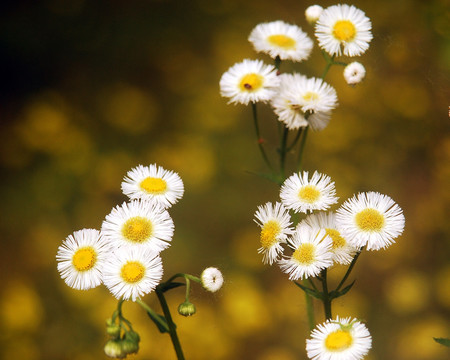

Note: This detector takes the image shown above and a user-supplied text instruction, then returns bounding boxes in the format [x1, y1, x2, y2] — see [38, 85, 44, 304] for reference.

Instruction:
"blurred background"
[0, 0, 449, 359]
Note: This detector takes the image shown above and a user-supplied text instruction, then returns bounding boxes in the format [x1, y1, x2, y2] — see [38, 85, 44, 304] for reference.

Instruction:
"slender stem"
[279, 127, 289, 180]
[286, 127, 303, 152]
[308, 277, 319, 293]
[320, 269, 332, 320]
[335, 248, 363, 293]
[252, 103, 273, 171]
[156, 288, 185, 360]
[303, 279, 315, 330]
[296, 126, 309, 172]
[184, 277, 191, 302]
[274, 55, 281, 72]
[135, 298, 169, 333]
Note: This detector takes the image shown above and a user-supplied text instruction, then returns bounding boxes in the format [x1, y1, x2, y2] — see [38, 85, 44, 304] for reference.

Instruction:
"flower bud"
[305, 5, 323, 24]
[106, 323, 121, 339]
[121, 339, 139, 355]
[178, 301, 196, 317]
[104, 339, 126, 359]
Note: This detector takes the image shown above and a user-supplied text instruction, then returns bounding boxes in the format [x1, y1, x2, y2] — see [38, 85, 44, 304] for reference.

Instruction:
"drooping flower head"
[248, 20, 313, 62]
[219, 59, 280, 105]
[306, 316, 372, 360]
[344, 61, 366, 85]
[279, 226, 333, 280]
[254, 202, 293, 265]
[56, 229, 111, 290]
[201, 267, 224, 292]
[103, 247, 163, 301]
[271, 73, 337, 131]
[101, 200, 174, 254]
[336, 192, 405, 250]
[280, 171, 338, 213]
[300, 212, 358, 265]
[121, 164, 184, 208]
[315, 4, 373, 57]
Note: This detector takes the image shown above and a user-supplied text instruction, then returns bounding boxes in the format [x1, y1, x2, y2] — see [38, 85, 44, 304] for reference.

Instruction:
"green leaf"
[158, 281, 185, 293]
[294, 281, 323, 300]
[146, 311, 170, 333]
[330, 280, 356, 300]
[434, 338, 450, 347]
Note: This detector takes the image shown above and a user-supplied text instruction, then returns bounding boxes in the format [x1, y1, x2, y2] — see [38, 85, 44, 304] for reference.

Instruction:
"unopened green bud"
[104, 339, 126, 359]
[106, 324, 121, 338]
[178, 301, 196, 317]
[121, 339, 139, 355]
[124, 329, 140, 343]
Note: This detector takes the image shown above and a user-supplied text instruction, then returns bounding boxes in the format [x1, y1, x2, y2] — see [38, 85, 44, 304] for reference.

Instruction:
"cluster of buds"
[104, 318, 140, 359]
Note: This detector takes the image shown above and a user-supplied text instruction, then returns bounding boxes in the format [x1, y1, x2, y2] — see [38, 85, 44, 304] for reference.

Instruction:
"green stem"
[296, 126, 309, 172]
[303, 279, 315, 330]
[286, 127, 303, 152]
[252, 103, 273, 171]
[135, 298, 169, 333]
[156, 287, 185, 360]
[274, 55, 281, 72]
[335, 248, 363, 293]
[321, 269, 332, 320]
[279, 127, 289, 180]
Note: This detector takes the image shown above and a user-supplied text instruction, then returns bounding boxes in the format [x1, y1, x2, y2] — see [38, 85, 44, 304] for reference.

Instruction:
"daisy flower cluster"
[219, 4, 372, 137]
[56, 164, 224, 358]
[254, 170, 405, 279]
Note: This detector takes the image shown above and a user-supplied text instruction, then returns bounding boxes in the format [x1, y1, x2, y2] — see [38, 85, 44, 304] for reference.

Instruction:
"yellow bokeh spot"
[121, 261, 145, 283]
[325, 330, 353, 351]
[267, 34, 296, 49]
[355, 208, 385, 232]
[292, 243, 315, 265]
[122, 216, 153, 243]
[72, 247, 97, 271]
[239, 73, 264, 92]
[326, 228, 346, 249]
[260, 220, 281, 249]
[140, 177, 167, 194]
[298, 185, 321, 203]
[302, 91, 319, 102]
[333, 20, 356, 42]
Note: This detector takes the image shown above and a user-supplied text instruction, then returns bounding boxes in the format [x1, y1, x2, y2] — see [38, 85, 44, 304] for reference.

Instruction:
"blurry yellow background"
[0, 0, 449, 359]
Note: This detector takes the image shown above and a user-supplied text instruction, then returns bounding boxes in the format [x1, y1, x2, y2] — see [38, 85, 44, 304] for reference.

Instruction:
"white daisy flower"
[305, 5, 323, 24]
[56, 229, 111, 290]
[121, 164, 184, 208]
[279, 226, 333, 280]
[280, 171, 338, 213]
[101, 200, 174, 253]
[219, 59, 280, 105]
[271, 73, 337, 131]
[103, 247, 163, 301]
[315, 4, 373, 57]
[248, 20, 313, 62]
[306, 316, 372, 360]
[344, 62, 366, 85]
[201, 267, 224, 292]
[254, 202, 294, 265]
[300, 212, 358, 265]
[335, 192, 405, 250]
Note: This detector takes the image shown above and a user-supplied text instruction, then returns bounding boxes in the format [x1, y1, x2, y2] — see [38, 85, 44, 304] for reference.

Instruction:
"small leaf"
[146, 311, 170, 333]
[330, 280, 356, 300]
[294, 281, 323, 300]
[434, 338, 450, 347]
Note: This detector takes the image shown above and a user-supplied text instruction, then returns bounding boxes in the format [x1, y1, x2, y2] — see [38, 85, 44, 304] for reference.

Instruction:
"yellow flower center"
[302, 91, 319, 102]
[140, 177, 167, 194]
[325, 330, 354, 351]
[120, 261, 145, 283]
[355, 208, 385, 232]
[292, 243, 315, 265]
[298, 185, 321, 203]
[326, 228, 346, 249]
[260, 220, 281, 249]
[267, 34, 296, 49]
[239, 73, 264, 92]
[72, 247, 97, 271]
[122, 216, 153, 243]
[333, 20, 356, 42]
